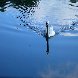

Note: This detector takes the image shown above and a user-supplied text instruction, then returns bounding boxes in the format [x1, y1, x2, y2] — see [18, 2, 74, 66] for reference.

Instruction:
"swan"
[46, 21, 55, 37]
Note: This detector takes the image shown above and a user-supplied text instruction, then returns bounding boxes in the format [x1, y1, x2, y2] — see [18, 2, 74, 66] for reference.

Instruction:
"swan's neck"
[46, 22, 49, 37]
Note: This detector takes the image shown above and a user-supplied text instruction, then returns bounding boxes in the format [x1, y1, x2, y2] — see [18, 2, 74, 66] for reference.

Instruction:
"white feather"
[46, 21, 55, 37]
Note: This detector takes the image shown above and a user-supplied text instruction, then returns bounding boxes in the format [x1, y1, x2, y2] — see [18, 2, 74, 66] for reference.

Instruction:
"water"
[0, 0, 78, 77]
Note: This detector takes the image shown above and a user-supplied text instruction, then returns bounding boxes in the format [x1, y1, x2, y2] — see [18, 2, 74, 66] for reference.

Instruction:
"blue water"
[0, 0, 78, 78]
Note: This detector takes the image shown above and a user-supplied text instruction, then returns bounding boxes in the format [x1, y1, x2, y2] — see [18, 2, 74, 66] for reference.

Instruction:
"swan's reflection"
[45, 32, 49, 54]
[15, 2, 78, 54]
[45, 21, 55, 54]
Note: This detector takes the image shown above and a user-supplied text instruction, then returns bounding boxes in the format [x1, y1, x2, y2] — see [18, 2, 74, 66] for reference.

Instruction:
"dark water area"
[0, 0, 78, 78]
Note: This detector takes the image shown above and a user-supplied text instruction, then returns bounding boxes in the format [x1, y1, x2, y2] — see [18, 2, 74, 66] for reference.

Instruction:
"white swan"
[46, 21, 55, 37]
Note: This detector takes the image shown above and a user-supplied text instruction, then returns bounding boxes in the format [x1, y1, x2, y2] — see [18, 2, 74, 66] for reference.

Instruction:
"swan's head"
[46, 21, 49, 28]
[46, 21, 49, 25]
[47, 21, 49, 24]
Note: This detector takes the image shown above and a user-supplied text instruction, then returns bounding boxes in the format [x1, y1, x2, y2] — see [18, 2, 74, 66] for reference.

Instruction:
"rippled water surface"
[0, 0, 78, 77]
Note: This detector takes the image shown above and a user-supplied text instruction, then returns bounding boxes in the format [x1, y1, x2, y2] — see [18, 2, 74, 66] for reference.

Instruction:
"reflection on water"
[0, 0, 8, 12]
[40, 62, 78, 78]
[46, 37, 49, 54]
[69, 0, 78, 7]
[0, 0, 78, 77]
[1, 0, 78, 36]
[0, 0, 40, 12]
[70, 0, 77, 3]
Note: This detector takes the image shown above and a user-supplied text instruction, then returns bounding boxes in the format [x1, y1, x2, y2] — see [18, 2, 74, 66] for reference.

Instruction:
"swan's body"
[48, 26, 55, 37]
[46, 21, 55, 37]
